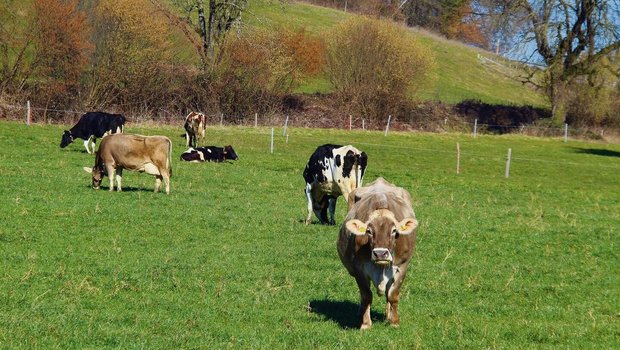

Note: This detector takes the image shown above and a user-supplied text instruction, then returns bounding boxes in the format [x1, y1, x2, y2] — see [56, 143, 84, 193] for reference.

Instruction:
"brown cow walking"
[83, 134, 172, 194]
[337, 177, 418, 329]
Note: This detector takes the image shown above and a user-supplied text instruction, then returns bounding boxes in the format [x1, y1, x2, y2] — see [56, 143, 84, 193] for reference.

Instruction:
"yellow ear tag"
[359, 227, 366, 233]
[400, 225, 407, 231]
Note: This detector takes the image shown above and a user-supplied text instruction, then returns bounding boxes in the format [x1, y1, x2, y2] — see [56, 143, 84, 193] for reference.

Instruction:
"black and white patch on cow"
[60, 111, 126, 153]
[184, 112, 207, 148]
[180, 145, 238, 163]
[303, 144, 368, 225]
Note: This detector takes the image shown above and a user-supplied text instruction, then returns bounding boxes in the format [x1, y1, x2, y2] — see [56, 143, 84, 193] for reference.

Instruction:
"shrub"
[210, 27, 326, 117]
[325, 17, 435, 121]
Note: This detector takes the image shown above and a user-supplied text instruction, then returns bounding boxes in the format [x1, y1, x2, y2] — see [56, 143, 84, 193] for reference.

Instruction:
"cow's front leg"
[305, 184, 314, 224]
[83, 137, 93, 154]
[386, 287, 400, 326]
[107, 166, 116, 192]
[327, 197, 337, 225]
[386, 266, 407, 326]
[115, 168, 123, 192]
[355, 275, 373, 330]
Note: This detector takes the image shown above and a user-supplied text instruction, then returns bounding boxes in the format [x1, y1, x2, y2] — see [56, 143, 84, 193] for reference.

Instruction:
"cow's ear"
[397, 218, 418, 235]
[346, 219, 367, 236]
[83, 167, 93, 174]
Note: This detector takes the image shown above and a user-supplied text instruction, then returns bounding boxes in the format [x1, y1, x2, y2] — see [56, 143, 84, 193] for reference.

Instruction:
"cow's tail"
[167, 138, 173, 177]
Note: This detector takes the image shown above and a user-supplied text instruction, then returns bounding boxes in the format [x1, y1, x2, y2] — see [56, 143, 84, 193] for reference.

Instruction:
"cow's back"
[99, 134, 171, 171]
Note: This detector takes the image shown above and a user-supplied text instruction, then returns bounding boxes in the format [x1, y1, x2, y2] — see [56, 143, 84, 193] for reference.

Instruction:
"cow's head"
[346, 209, 417, 266]
[82, 165, 105, 189]
[224, 145, 238, 161]
[60, 130, 73, 148]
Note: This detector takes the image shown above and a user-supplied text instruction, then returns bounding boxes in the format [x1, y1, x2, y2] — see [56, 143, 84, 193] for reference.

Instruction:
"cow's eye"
[366, 229, 373, 237]
[391, 228, 398, 237]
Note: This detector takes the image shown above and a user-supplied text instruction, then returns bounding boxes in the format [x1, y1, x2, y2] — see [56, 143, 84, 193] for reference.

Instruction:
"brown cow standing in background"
[337, 177, 418, 329]
[83, 134, 172, 194]
[184, 112, 207, 148]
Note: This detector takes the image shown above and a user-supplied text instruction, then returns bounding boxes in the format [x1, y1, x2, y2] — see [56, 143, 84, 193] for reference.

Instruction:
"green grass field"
[1, 120, 618, 348]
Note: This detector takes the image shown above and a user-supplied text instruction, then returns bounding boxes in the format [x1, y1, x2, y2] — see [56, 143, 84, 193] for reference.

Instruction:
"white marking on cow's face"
[207, 149, 212, 153]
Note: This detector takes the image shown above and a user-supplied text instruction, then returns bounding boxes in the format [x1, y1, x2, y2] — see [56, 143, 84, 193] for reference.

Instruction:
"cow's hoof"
[360, 324, 371, 330]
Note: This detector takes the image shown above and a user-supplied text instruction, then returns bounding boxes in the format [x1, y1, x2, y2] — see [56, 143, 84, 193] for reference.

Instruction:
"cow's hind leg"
[115, 169, 123, 192]
[161, 170, 171, 194]
[355, 275, 373, 330]
[154, 176, 162, 193]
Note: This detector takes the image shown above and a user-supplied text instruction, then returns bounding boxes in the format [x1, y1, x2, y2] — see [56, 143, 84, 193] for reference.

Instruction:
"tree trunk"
[197, 0, 209, 61]
[550, 79, 568, 125]
[206, 0, 216, 62]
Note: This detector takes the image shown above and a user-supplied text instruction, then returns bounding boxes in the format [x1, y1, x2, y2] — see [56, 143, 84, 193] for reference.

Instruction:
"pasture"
[0, 120, 618, 348]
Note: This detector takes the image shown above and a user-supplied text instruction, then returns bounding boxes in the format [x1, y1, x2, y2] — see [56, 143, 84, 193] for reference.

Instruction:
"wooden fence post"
[283, 115, 289, 136]
[26, 100, 31, 126]
[473, 119, 478, 138]
[270, 128, 274, 154]
[456, 143, 460, 175]
[255, 113, 258, 128]
[564, 124, 568, 143]
[384, 115, 391, 136]
[505, 148, 512, 178]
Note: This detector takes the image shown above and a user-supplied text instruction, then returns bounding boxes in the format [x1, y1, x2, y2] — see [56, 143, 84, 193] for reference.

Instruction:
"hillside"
[240, 0, 548, 107]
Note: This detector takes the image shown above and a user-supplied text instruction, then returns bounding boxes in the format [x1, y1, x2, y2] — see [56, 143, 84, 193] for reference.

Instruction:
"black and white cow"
[180, 145, 238, 163]
[303, 144, 368, 225]
[60, 112, 126, 153]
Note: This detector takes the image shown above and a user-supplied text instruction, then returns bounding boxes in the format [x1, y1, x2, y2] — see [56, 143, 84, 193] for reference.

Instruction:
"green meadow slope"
[242, 0, 547, 106]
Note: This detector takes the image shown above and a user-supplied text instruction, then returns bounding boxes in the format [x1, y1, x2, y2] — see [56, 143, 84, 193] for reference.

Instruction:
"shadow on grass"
[84, 185, 154, 193]
[573, 147, 620, 158]
[309, 299, 383, 329]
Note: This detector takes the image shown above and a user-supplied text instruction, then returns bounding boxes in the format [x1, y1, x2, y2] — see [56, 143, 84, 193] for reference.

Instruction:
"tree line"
[1, 0, 619, 128]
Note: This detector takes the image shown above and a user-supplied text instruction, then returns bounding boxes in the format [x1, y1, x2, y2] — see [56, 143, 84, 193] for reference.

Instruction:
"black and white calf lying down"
[60, 111, 126, 153]
[180, 145, 238, 162]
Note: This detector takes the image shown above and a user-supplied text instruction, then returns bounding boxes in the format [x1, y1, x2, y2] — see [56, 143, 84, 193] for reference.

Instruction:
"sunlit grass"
[1, 120, 619, 347]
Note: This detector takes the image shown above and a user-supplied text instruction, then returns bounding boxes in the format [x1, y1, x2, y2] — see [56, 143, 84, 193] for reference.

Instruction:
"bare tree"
[151, 0, 247, 67]
[491, 0, 620, 123]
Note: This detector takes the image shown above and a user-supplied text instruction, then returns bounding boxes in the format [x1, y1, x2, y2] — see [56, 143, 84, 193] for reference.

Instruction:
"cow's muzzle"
[372, 248, 392, 266]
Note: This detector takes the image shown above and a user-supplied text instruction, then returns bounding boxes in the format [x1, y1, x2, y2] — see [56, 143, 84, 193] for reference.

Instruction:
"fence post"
[505, 148, 512, 178]
[456, 143, 460, 175]
[270, 128, 274, 154]
[26, 100, 31, 126]
[349, 114, 352, 131]
[384, 115, 391, 136]
[564, 123, 568, 143]
[362, 119, 365, 130]
[473, 119, 478, 138]
[255, 113, 258, 128]
[282, 115, 289, 136]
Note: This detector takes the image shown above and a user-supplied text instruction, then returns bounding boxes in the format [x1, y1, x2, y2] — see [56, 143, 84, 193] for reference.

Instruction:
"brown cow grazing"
[184, 112, 207, 148]
[337, 177, 418, 329]
[83, 134, 172, 194]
